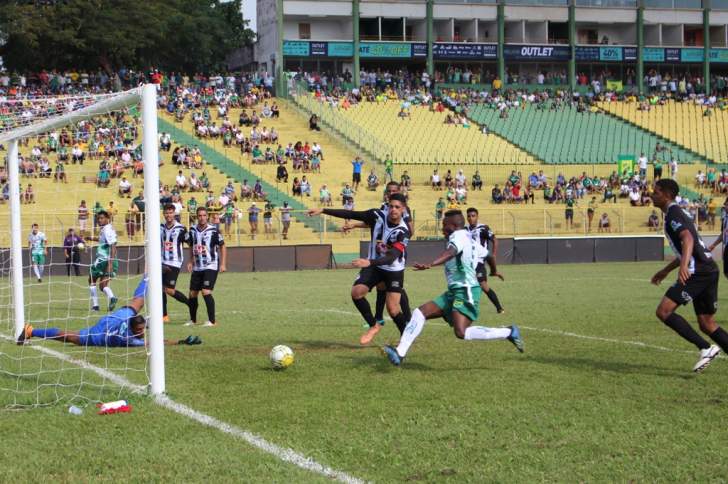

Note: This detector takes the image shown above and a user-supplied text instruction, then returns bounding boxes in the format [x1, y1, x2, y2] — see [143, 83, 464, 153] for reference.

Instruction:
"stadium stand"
[597, 100, 728, 164]
[467, 103, 703, 165]
[293, 92, 536, 166]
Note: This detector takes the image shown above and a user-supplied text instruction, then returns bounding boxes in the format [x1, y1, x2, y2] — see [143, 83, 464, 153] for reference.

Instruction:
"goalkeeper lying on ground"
[17, 276, 201, 347]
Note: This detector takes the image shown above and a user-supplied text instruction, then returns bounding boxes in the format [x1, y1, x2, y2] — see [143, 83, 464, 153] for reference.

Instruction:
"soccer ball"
[269, 345, 294, 370]
[76, 243, 85, 251]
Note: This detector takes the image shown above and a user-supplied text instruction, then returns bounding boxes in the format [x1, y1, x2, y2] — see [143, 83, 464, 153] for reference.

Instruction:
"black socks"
[353, 297, 376, 327]
[663, 313, 711, 350]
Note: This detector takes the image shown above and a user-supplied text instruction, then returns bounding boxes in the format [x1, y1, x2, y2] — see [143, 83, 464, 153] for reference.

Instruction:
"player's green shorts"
[433, 286, 481, 325]
[90, 260, 118, 279]
[31, 253, 45, 266]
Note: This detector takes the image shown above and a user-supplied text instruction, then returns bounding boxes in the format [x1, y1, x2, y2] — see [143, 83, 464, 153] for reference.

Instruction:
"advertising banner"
[283, 41, 310, 57]
[327, 42, 354, 57]
[360, 42, 412, 58]
[504, 45, 571, 61]
[643, 47, 665, 62]
[599, 46, 623, 61]
[433, 43, 497, 59]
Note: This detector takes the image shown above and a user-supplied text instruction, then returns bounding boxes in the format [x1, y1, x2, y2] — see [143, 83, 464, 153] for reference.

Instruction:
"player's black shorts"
[476, 262, 487, 283]
[190, 269, 219, 291]
[723, 247, 728, 278]
[565, 209, 574, 220]
[353, 266, 404, 293]
[162, 265, 181, 289]
[352, 172, 361, 183]
[665, 271, 719, 316]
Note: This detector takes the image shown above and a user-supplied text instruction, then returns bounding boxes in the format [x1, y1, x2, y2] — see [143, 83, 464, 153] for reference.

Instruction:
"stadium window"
[299, 23, 311, 40]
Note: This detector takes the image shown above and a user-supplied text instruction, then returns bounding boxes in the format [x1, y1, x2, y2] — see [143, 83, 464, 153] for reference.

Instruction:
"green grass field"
[3, 262, 728, 482]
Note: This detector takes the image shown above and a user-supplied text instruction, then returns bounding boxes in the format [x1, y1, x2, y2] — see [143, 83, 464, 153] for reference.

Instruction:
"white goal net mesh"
[0, 87, 162, 408]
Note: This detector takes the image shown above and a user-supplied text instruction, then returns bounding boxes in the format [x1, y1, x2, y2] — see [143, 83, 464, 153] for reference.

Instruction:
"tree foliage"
[0, 0, 255, 73]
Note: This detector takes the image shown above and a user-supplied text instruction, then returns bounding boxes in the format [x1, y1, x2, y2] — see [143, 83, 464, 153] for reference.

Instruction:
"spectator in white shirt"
[118, 177, 132, 198]
[175, 170, 188, 190]
[637, 153, 648, 177]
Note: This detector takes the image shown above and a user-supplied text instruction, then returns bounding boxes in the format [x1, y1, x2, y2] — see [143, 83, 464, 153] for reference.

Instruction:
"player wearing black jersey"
[466, 208, 505, 313]
[161, 205, 190, 323]
[344, 181, 414, 330]
[308, 193, 411, 345]
[707, 197, 728, 279]
[186, 207, 227, 327]
[651, 179, 728, 373]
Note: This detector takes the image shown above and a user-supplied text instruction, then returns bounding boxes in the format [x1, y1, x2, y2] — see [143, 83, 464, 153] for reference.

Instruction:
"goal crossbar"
[0, 88, 142, 143]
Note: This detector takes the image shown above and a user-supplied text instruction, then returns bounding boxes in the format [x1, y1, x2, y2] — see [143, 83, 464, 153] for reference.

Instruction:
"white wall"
[661, 24, 683, 46]
[644, 24, 662, 45]
[478, 20, 498, 42]
[505, 20, 525, 43]
[599, 24, 637, 44]
[256, 0, 278, 70]
[710, 25, 727, 47]
[505, 6, 568, 22]
[288, 18, 351, 40]
[644, 9, 702, 24]
[411, 19, 428, 42]
[525, 21, 548, 43]
[433, 4, 497, 20]
[434, 19, 453, 42]
[361, 1, 425, 17]
[284, 0, 351, 16]
[575, 8, 635, 23]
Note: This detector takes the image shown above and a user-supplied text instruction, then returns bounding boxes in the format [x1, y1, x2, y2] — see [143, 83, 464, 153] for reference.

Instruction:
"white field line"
[0, 333, 366, 484]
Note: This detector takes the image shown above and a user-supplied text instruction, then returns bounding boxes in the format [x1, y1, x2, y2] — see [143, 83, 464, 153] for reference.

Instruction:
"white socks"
[396, 308, 426, 358]
[103, 286, 115, 300]
[464, 326, 511, 341]
[33, 265, 42, 279]
[89, 286, 98, 307]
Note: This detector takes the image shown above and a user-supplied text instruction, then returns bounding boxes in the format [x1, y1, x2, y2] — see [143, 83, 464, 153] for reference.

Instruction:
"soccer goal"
[0, 85, 165, 408]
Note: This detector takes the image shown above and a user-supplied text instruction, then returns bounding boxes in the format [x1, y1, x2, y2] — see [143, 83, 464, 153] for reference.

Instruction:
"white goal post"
[1, 84, 165, 397]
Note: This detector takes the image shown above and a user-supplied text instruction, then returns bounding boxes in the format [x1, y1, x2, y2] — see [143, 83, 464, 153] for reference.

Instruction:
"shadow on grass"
[288, 340, 367, 351]
[527, 354, 691, 379]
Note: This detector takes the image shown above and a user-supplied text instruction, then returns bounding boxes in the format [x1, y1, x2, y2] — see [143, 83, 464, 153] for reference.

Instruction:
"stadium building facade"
[255, 0, 728, 93]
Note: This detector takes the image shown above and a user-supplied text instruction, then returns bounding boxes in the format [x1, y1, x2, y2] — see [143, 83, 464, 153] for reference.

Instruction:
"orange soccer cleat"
[359, 323, 382, 345]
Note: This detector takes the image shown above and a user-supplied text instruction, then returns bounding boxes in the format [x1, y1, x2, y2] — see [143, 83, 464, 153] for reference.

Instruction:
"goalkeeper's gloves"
[178, 335, 202, 345]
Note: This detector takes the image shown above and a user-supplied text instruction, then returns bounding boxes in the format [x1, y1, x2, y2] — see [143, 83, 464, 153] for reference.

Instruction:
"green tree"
[0, 0, 254, 73]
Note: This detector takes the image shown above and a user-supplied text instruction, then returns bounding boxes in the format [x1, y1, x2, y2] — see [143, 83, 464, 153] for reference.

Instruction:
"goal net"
[0, 85, 165, 408]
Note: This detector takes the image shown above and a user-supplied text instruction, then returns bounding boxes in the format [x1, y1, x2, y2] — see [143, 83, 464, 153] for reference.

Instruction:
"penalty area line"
[0, 333, 366, 484]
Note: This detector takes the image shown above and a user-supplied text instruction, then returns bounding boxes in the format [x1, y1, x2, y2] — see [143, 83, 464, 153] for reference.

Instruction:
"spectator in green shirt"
[384, 155, 394, 182]
[435, 197, 445, 225]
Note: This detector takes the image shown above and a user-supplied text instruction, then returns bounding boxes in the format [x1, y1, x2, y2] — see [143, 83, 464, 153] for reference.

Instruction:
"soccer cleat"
[497, 308, 506, 314]
[16, 324, 33, 345]
[359, 323, 382, 345]
[382, 345, 403, 366]
[693, 345, 720, 373]
[108, 297, 118, 312]
[163, 315, 170, 323]
[37, 278, 42, 283]
[202, 321, 216, 327]
[507, 325, 524, 353]
[184, 321, 197, 327]
[92, 306, 100, 312]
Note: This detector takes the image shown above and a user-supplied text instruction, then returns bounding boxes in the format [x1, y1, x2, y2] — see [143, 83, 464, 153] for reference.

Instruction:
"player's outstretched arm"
[413, 246, 458, 270]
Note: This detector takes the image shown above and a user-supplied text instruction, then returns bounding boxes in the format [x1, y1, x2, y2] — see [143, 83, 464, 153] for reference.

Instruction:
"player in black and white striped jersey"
[308, 193, 411, 345]
[466, 208, 505, 314]
[161, 204, 190, 323]
[185, 206, 227, 327]
[345, 181, 414, 329]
